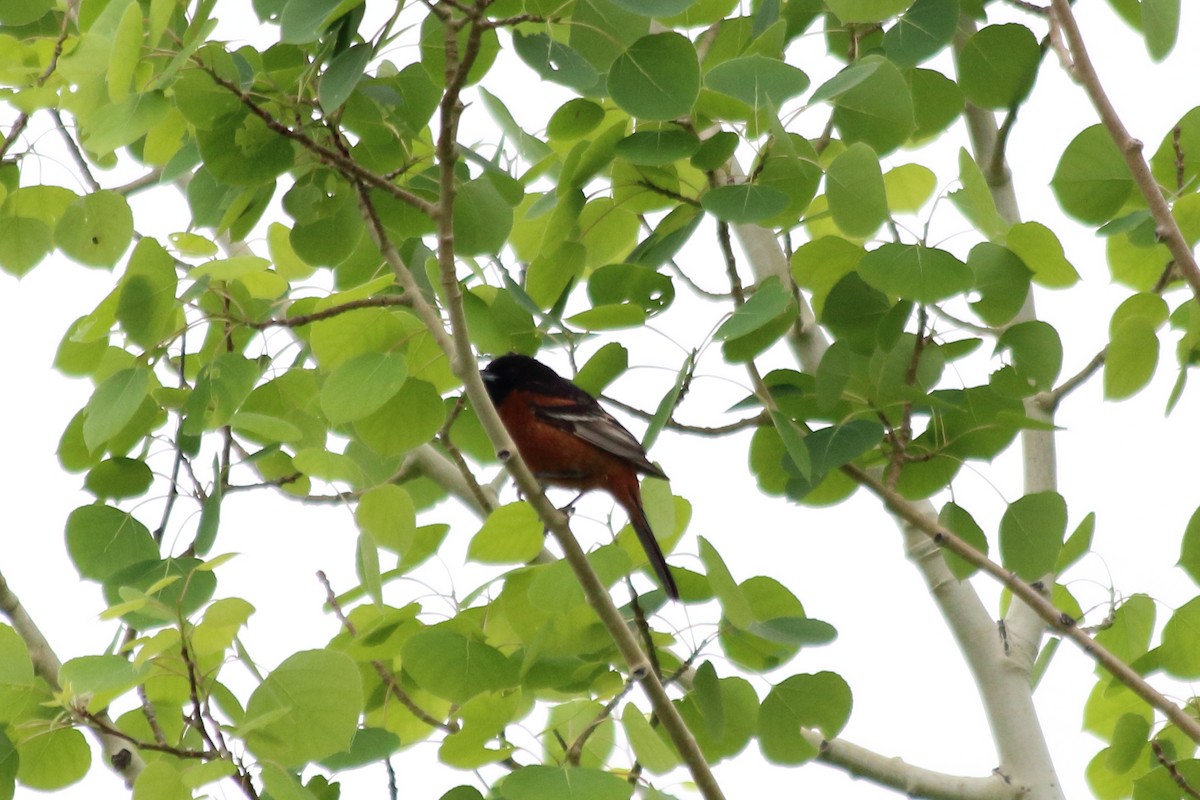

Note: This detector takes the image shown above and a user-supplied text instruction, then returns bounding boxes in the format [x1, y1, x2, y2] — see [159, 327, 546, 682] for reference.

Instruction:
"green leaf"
[825, 142, 888, 237]
[183, 353, 264, 435]
[883, 0, 958, 67]
[1142, 0, 1180, 60]
[280, 0, 356, 43]
[609, 0, 695, 15]
[805, 420, 883, 473]
[614, 129, 700, 166]
[102, 557, 217, 629]
[705, 55, 810, 110]
[107, 2, 143, 102]
[698, 537, 754, 629]
[949, 148, 1006, 240]
[825, 56, 914, 154]
[193, 471, 222, 556]
[1107, 713, 1150, 773]
[702, 183, 790, 223]
[319, 43, 373, 111]
[938, 502, 988, 579]
[0, 215, 53, 277]
[547, 99, 606, 140]
[354, 378, 446, 456]
[1161, 596, 1200, 678]
[644, 352, 692, 450]
[84, 457, 153, 500]
[117, 237, 179, 350]
[621, 706, 679, 774]
[320, 350, 408, 425]
[884, 163, 936, 212]
[401, 627, 518, 704]
[858, 243, 972, 303]
[453, 177, 516, 257]
[956, 24, 1040, 109]
[55, 191, 134, 269]
[567, 304, 646, 330]
[691, 130, 740, 171]
[198, 110, 295, 188]
[769, 409, 812, 481]
[132, 761, 189, 800]
[996, 320, 1062, 394]
[1095, 594, 1154, 667]
[1104, 318, 1159, 400]
[355, 485, 417, 554]
[229, 412, 304, 444]
[825, 0, 913, 22]
[0, 626, 35, 723]
[511, 31, 600, 94]
[82, 367, 152, 452]
[587, 263, 673, 313]
[1179, 506, 1200, 586]
[1052, 125, 1134, 225]
[320, 727, 402, 771]
[292, 448, 366, 485]
[759, 672, 852, 764]
[59, 655, 145, 713]
[16, 727, 90, 790]
[243, 649, 363, 766]
[907, 67, 964, 141]
[1006, 221, 1080, 288]
[676, 673, 758, 761]
[569, 0, 650, 75]
[469, 502, 544, 564]
[1058, 511, 1095, 572]
[967, 242, 1030, 325]
[790, 236, 865, 315]
[0, 0, 53, 25]
[500, 766, 632, 800]
[574, 343, 629, 396]
[607, 33, 700, 121]
[998, 491, 1067, 581]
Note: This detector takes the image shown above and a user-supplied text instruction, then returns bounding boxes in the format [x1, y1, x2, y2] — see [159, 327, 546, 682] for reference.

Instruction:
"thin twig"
[843, 462, 1200, 745]
[0, 10, 71, 159]
[1152, 739, 1200, 799]
[1050, 0, 1200, 301]
[425, 3, 727, 797]
[1042, 349, 1105, 410]
[200, 66, 438, 218]
[603, 396, 767, 436]
[565, 678, 637, 766]
[75, 710, 217, 760]
[236, 295, 412, 330]
[317, 571, 457, 733]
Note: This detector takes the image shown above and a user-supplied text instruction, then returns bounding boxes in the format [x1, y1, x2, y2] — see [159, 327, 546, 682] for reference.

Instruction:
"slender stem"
[1050, 0, 1200, 299]
[845, 463, 1200, 744]
[425, 3, 725, 797]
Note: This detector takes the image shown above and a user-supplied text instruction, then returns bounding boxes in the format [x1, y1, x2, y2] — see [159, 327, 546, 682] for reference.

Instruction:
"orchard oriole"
[481, 354, 679, 600]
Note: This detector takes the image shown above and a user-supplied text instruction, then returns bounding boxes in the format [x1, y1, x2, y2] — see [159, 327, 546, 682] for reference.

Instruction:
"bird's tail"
[620, 486, 679, 601]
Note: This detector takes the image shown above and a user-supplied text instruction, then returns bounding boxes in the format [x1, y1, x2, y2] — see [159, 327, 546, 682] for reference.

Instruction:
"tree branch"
[844, 462, 1200, 745]
[424, 4, 726, 798]
[1049, 0, 1200, 301]
[0, 570, 146, 784]
[812, 732, 1022, 800]
[200, 66, 438, 219]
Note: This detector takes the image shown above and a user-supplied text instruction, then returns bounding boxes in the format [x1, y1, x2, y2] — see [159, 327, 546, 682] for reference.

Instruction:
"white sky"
[3, 2, 1200, 799]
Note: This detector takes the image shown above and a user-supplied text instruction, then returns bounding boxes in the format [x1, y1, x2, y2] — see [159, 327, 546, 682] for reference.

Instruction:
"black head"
[481, 354, 574, 404]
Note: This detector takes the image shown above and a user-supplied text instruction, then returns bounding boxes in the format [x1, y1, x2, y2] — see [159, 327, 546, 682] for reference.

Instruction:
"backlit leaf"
[999, 491, 1067, 581]
[608, 33, 700, 121]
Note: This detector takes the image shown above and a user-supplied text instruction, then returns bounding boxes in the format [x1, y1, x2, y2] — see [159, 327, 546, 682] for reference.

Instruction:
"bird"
[480, 353, 679, 600]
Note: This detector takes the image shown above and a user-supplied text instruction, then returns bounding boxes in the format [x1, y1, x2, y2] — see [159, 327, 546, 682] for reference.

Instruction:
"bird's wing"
[532, 400, 668, 479]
